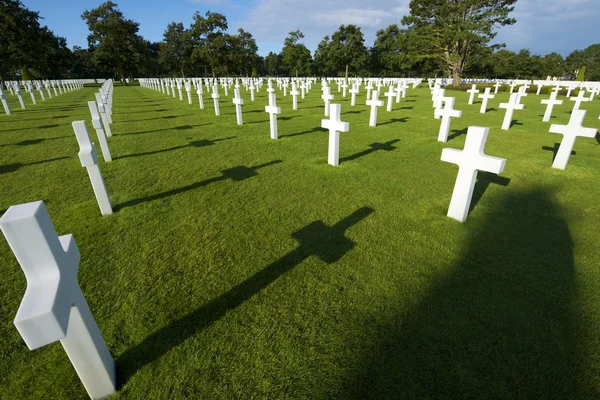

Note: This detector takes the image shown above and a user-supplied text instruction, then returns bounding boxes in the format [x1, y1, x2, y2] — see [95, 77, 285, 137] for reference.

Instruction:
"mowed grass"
[1, 80, 600, 399]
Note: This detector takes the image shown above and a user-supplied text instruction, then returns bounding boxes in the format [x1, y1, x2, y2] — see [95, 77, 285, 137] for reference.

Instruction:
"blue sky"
[22, 0, 600, 57]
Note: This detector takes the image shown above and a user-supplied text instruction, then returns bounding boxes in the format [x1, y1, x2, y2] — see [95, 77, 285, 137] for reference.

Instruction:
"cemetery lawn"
[2, 83, 600, 400]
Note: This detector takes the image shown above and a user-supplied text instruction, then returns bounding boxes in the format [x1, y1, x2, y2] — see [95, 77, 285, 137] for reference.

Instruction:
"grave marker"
[549, 110, 597, 170]
[435, 97, 462, 142]
[366, 90, 384, 127]
[499, 93, 524, 130]
[322, 104, 349, 166]
[265, 93, 281, 140]
[87, 102, 112, 163]
[478, 87, 495, 113]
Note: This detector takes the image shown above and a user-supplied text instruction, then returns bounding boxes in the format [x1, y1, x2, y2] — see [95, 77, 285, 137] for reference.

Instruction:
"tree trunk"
[452, 67, 461, 86]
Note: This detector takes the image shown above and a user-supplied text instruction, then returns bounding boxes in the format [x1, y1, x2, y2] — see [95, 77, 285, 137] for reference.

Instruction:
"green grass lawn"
[1, 81, 600, 399]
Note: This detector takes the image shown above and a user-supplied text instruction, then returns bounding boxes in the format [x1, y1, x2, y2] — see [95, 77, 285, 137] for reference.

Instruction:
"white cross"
[171, 80, 176, 98]
[185, 81, 193, 104]
[441, 126, 507, 223]
[349, 84, 359, 106]
[494, 82, 502, 94]
[72, 121, 112, 215]
[366, 81, 374, 102]
[87, 102, 112, 162]
[341, 81, 348, 97]
[321, 86, 334, 117]
[366, 90, 384, 127]
[509, 83, 516, 93]
[433, 88, 446, 118]
[0, 90, 11, 115]
[549, 110, 597, 170]
[478, 88, 495, 114]
[541, 91, 563, 122]
[265, 92, 281, 140]
[15, 86, 26, 109]
[566, 86, 575, 97]
[569, 89, 590, 111]
[499, 93, 524, 130]
[249, 82, 255, 101]
[435, 97, 462, 142]
[300, 82, 306, 99]
[196, 85, 204, 109]
[536, 84, 543, 95]
[322, 103, 350, 166]
[1, 201, 116, 400]
[267, 80, 274, 94]
[232, 86, 244, 125]
[384, 86, 396, 112]
[467, 84, 479, 105]
[290, 83, 299, 110]
[211, 85, 220, 116]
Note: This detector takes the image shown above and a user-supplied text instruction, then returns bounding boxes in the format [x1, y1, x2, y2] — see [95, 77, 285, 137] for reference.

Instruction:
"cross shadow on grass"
[448, 128, 468, 141]
[595, 133, 600, 145]
[542, 143, 575, 163]
[469, 171, 511, 213]
[379, 117, 409, 126]
[118, 114, 193, 123]
[347, 189, 583, 399]
[340, 140, 400, 163]
[0, 156, 69, 174]
[510, 119, 523, 128]
[280, 127, 326, 138]
[538, 114, 557, 120]
[399, 106, 414, 110]
[343, 110, 364, 115]
[116, 206, 375, 386]
[115, 160, 283, 211]
[120, 124, 210, 136]
[0, 124, 60, 133]
[115, 137, 235, 160]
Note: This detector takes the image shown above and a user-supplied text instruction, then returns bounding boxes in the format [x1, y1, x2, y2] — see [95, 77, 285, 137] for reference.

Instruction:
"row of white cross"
[0, 79, 85, 116]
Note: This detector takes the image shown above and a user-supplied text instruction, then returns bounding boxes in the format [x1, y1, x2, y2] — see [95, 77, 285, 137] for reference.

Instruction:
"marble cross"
[366, 90, 384, 127]
[478, 87, 495, 114]
[541, 91, 563, 122]
[384, 86, 396, 112]
[494, 82, 502, 94]
[232, 86, 244, 125]
[265, 92, 281, 140]
[499, 93, 524, 130]
[322, 104, 350, 166]
[441, 126, 506, 223]
[196, 85, 204, 109]
[349, 84, 359, 107]
[249, 82, 256, 101]
[467, 84, 480, 105]
[0, 89, 11, 115]
[15, 86, 26, 109]
[0, 201, 116, 400]
[435, 97, 462, 142]
[94, 93, 112, 138]
[569, 90, 590, 111]
[87, 102, 112, 163]
[211, 85, 220, 116]
[72, 121, 112, 215]
[321, 86, 334, 117]
[185, 81, 193, 105]
[549, 110, 597, 170]
[341, 81, 348, 97]
[290, 83, 299, 110]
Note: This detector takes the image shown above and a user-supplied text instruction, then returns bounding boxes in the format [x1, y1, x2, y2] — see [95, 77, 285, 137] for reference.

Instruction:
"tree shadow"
[0, 156, 69, 175]
[115, 160, 283, 211]
[510, 119, 523, 128]
[469, 171, 511, 213]
[448, 128, 468, 141]
[347, 189, 584, 399]
[120, 124, 210, 136]
[542, 143, 575, 163]
[378, 117, 409, 126]
[280, 127, 326, 138]
[115, 137, 235, 160]
[116, 206, 375, 386]
[340, 140, 400, 163]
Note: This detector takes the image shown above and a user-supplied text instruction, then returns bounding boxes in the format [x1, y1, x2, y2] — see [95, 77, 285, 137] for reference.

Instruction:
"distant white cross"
[366, 90, 384, 127]
[441, 126, 507, 223]
[467, 84, 480, 105]
[211, 85, 220, 116]
[499, 93, 524, 130]
[321, 86, 334, 117]
[196, 85, 204, 109]
[549, 110, 597, 170]
[516, 86, 528, 104]
[0, 89, 11, 115]
[384, 86, 396, 112]
[232, 86, 244, 125]
[433, 88, 446, 118]
[435, 97, 462, 142]
[541, 91, 563, 122]
[349, 84, 359, 106]
[478, 88, 495, 114]
[249, 82, 255, 101]
[0, 201, 116, 400]
[265, 92, 281, 140]
[87, 101, 112, 163]
[569, 89, 590, 111]
[322, 103, 350, 166]
[509, 83, 516, 93]
[494, 82, 502, 94]
[290, 83, 299, 110]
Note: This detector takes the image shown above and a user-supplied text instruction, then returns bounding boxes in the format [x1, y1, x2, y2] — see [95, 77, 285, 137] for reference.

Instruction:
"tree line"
[1, 0, 599, 83]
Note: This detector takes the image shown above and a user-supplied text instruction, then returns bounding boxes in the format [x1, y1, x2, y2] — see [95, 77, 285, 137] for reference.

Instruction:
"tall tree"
[265, 51, 282, 76]
[229, 28, 259, 76]
[541, 52, 565, 79]
[189, 11, 230, 77]
[82, 1, 143, 83]
[372, 24, 417, 76]
[566, 44, 600, 81]
[280, 30, 312, 76]
[328, 25, 369, 76]
[402, 0, 517, 84]
[159, 22, 192, 77]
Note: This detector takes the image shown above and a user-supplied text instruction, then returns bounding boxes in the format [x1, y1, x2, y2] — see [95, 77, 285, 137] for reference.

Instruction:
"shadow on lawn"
[347, 189, 584, 399]
[115, 137, 235, 160]
[280, 126, 325, 138]
[116, 206, 375, 386]
[469, 171, 511, 214]
[0, 156, 69, 174]
[510, 119, 523, 128]
[0, 124, 60, 133]
[448, 128, 468, 141]
[595, 133, 600, 146]
[120, 124, 210, 136]
[340, 140, 400, 163]
[379, 117, 409, 126]
[542, 143, 576, 163]
[115, 160, 283, 211]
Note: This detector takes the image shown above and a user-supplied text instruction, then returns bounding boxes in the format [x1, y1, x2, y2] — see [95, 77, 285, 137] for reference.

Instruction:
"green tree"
[314, 35, 334, 76]
[566, 44, 600, 81]
[280, 30, 312, 76]
[159, 22, 192, 77]
[265, 51, 282, 76]
[402, 0, 517, 84]
[542, 52, 565, 79]
[82, 1, 143, 83]
[229, 28, 259, 76]
[189, 11, 230, 77]
[327, 25, 369, 76]
[372, 24, 421, 76]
